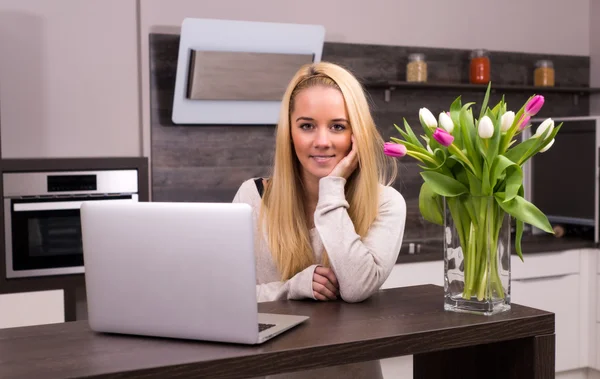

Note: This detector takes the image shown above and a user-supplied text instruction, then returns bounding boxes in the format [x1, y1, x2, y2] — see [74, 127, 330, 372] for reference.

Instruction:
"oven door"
[5, 195, 138, 278]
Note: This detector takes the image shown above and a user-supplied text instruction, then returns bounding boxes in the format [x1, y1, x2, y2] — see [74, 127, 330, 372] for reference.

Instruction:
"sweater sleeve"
[255, 264, 319, 303]
[232, 179, 318, 303]
[314, 176, 406, 303]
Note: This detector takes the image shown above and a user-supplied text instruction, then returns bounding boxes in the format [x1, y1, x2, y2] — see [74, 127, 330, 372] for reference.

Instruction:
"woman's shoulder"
[378, 183, 406, 212]
[232, 177, 269, 204]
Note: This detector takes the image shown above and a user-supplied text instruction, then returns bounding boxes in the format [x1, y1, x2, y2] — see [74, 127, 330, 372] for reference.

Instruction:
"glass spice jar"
[534, 60, 555, 87]
[470, 49, 490, 84]
[406, 53, 428, 83]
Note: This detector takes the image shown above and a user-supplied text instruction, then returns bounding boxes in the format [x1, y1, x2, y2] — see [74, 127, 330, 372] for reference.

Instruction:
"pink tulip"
[384, 142, 407, 157]
[525, 95, 544, 116]
[432, 128, 454, 147]
[518, 115, 531, 130]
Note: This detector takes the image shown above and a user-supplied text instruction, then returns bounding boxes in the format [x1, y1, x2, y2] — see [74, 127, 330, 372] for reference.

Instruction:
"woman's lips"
[310, 155, 335, 164]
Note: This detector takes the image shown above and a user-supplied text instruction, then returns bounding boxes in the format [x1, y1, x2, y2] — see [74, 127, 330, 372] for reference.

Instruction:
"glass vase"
[443, 195, 511, 315]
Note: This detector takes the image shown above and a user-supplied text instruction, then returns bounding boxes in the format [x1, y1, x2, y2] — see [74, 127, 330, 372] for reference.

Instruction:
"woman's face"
[290, 86, 353, 183]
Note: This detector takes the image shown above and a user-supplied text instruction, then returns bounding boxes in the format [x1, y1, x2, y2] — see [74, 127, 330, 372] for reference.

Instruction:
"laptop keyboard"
[258, 323, 276, 332]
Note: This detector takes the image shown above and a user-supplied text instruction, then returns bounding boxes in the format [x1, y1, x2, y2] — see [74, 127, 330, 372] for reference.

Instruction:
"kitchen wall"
[0, 0, 593, 158]
[149, 34, 590, 246]
[138, 0, 593, 158]
[0, 0, 140, 158]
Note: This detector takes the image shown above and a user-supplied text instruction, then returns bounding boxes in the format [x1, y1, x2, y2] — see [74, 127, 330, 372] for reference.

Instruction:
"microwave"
[3, 170, 139, 278]
[524, 116, 599, 243]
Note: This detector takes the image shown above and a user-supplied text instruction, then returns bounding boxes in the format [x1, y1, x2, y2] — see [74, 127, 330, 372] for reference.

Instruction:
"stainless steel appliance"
[3, 170, 139, 278]
[526, 116, 599, 243]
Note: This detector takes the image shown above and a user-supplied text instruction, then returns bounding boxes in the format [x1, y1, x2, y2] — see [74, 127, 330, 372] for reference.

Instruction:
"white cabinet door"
[0, 290, 64, 329]
[511, 274, 580, 372]
[381, 261, 444, 289]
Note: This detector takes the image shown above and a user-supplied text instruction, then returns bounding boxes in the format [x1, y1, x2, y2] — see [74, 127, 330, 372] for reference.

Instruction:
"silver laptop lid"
[81, 201, 259, 344]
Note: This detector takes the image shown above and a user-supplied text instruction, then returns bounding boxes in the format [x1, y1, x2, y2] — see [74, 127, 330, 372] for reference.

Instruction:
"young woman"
[233, 61, 406, 304]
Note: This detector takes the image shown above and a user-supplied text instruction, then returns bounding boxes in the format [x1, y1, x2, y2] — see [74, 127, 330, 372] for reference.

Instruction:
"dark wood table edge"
[62, 311, 554, 379]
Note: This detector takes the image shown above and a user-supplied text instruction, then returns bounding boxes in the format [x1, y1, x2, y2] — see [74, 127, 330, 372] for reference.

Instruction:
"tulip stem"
[450, 196, 507, 305]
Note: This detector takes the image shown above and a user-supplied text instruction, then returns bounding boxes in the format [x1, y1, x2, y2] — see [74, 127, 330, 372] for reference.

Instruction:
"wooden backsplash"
[149, 33, 590, 244]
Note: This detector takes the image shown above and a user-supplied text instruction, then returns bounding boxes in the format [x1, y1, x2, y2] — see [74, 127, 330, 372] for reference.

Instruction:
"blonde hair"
[260, 61, 397, 280]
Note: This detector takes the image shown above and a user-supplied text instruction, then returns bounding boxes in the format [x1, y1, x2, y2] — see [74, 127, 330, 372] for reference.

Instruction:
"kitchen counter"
[396, 234, 597, 264]
[0, 285, 555, 379]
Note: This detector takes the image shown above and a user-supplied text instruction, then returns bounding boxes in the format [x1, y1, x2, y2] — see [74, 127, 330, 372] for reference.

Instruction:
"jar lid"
[535, 60, 554, 68]
[408, 53, 426, 61]
[470, 49, 489, 58]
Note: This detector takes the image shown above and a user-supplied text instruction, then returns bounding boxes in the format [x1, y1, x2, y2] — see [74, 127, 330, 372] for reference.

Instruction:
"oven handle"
[13, 198, 135, 212]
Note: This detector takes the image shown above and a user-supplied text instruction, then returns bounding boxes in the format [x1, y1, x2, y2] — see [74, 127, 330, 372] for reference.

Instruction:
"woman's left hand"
[328, 136, 358, 179]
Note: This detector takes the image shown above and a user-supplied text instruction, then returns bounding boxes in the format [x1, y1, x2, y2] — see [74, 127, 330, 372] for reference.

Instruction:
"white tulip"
[427, 144, 434, 154]
[439, 112, 454, 133]
[533, 118, 554, 139]
[419, 108, 438, 129]
[478, 116, 494, 139]
[500, 111, 515, 133]
[540, 138, 555, 152]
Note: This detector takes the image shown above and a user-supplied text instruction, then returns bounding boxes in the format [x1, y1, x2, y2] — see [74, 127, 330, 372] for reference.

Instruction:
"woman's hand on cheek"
[328, 135, 358, 179]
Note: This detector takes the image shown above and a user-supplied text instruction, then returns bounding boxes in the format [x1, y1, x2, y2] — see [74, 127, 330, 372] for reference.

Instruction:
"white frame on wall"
[172, 18, 325, 125]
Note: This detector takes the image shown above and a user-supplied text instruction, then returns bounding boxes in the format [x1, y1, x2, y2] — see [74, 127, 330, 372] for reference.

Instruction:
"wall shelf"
[364, 81, 600, 104]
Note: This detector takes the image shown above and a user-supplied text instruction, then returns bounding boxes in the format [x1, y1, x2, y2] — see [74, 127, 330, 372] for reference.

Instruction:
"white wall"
[0, 0, 592, 159]
[139, 0, 591, 156]
[0, 0, 141, 158]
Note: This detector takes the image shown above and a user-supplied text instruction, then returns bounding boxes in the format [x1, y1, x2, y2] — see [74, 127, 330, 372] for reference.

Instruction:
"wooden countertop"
[397, 234, 597, 264]
[0, 285, 554, 379]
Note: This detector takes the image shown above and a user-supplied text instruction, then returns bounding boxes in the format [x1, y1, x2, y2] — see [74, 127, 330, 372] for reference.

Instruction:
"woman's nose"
[313, 128, 332, 148]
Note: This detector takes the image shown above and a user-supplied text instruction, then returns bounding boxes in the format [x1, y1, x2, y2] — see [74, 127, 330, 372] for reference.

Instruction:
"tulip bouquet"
[384, 85, 560, 312]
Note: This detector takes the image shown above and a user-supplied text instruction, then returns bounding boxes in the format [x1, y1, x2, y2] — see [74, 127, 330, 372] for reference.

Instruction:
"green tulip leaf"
[478, 82, 492, 121]
[460, 104, 481, 174]
[421, 171, 469, 197]
[504, 169, 523, 202]
[450, 96, 462, 127]
[489, 96, 504, 119]
[485, 109, 501, 166]
[491, 155, 514, 185]
[481, 160, 491, 195]
[494, 193, 554, 234]
[490, 155, 522, 201]
[393, 124, 413, 144]
[504, 137, 538, 165]
[449, 97, 464, 149]
[515, 219, 524, 262]
[419, 182, 444, 226]
[401, 119, 424, 148]
[465, 169, 482, 196]
[452, 163, 470, 189]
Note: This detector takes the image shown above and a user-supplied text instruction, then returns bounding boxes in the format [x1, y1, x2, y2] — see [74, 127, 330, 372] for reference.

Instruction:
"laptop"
[80, 201, 309, 345]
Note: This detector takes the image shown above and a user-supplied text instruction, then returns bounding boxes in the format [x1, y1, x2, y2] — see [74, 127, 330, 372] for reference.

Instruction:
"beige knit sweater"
[232, 176, 407, 303]
[232, 176, 406, 379]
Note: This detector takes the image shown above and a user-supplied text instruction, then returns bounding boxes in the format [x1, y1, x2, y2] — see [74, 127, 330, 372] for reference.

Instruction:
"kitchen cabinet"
[0, 290, 64, 329]
[512, 273, 580, 372]
[380, 248, 588, 378]
[380, 260, 442, 379]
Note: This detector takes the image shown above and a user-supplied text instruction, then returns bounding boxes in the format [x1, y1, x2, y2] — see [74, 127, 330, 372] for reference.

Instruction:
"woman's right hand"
[312, 267, 339, 301]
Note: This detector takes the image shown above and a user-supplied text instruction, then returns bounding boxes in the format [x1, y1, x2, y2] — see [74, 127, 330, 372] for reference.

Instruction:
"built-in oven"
[3, 170, 139, 278]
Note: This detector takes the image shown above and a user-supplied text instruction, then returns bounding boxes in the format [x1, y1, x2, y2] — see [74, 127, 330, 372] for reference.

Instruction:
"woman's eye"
[300, 123, 313, 130]
[332, 124, 346, 131]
